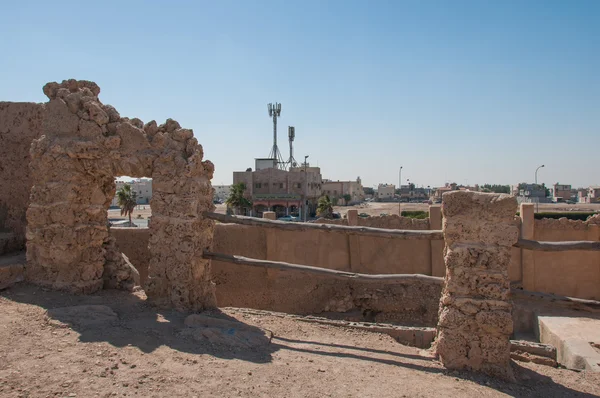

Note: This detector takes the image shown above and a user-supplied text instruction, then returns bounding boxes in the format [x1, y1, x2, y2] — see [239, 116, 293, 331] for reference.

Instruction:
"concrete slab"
[537, 313, 600, 372]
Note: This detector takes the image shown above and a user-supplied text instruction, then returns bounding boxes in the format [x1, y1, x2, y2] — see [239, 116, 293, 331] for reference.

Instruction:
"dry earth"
[1, 284, 600, 398]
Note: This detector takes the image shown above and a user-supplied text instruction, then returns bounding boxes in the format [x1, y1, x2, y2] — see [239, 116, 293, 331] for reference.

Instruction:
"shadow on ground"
[2, 283, 276, 364]
[273, 334, 598, 397]
[2, 283, 598, 397]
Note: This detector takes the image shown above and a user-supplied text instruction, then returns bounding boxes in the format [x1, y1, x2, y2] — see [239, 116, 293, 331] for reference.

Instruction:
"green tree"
[226, 183, 252, 215]
[343, 194, 352, 205]
[482, 184, 510, 194]
[317, 195, 334, 218]
[117, 184, 138, 226]
[363, 187, 374, 196]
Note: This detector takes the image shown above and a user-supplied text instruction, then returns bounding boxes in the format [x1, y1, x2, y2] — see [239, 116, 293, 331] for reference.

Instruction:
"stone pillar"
[434, 191, 519, 380]
[520, 203, 535, 291]
[429, 205, 445, 277]
[347, 209, 358, 226]
[146, 150, 216, 312]
[26, 80, 112, 294]
[263, 211, 276, 220]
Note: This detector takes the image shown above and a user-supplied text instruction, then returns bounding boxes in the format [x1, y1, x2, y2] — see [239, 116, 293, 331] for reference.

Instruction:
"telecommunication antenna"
[287, 126, 297, 168]
[267, 102, 285, 169]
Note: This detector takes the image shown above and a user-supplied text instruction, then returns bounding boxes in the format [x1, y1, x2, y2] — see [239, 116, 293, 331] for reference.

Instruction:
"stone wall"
[0, 102, 44, 249]
[24, 79, 215, 311]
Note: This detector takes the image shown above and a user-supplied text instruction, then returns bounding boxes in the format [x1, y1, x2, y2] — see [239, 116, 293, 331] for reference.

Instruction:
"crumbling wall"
[0, 102, 44, 250]
[434, 191, 518, 380]
[25, 79, 215, 311]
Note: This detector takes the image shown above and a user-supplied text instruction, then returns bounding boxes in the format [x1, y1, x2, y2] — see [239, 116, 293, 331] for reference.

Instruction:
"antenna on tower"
[287, 126, 297, 168]
[267, 102, 285, 169]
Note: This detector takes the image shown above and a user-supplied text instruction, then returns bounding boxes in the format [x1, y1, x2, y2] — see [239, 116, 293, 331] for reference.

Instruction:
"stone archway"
[25, 79, 216, 311]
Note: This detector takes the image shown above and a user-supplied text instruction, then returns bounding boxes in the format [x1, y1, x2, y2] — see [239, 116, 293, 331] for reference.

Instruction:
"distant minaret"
[267, 103, 285, 169]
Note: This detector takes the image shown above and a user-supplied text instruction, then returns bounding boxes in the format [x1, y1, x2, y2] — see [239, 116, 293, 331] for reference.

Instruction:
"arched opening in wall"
[107, 176, 153, 289]
[289, 205, 299, 217]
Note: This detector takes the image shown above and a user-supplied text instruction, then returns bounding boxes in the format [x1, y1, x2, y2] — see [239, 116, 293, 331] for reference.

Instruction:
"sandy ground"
[1, 284, 600, 398]
[109, 202, 600, 222]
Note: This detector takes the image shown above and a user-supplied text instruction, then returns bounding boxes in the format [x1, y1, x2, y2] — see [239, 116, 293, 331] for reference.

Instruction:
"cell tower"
[287, 126, 297, 168]
[267, 102, 285, 169]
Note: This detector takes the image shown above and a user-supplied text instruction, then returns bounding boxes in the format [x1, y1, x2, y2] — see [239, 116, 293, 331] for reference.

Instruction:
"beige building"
[552, 183, 572, 202]
[322, 178, 364, 205]
[377, 184, 395, 201]
[579, 186, 600, 204]
[233, 163, 322, 217]
[111, 178, 152, 206]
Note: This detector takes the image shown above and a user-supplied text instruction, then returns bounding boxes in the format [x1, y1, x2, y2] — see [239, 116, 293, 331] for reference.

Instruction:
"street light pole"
[304, 155, 309, 222]
[398, 166, 403, 216]
[535, 164, 545, 213]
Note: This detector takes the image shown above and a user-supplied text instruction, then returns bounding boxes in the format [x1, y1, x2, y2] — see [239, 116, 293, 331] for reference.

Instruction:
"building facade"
[111, 178, 152, 207]
[578, 186, 600, 204]
[377, 184, 395, 201]
[322, 178, 365, 205]
[552, 183, 572, 202]
[233, 164, 322, 217]
[213, 185, 231, 203]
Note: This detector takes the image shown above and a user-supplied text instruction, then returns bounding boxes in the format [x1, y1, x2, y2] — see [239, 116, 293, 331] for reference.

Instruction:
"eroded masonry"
[25, 80, 216, 311]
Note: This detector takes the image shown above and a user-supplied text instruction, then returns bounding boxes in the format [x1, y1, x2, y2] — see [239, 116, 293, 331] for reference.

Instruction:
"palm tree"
[317, 195, 333, 218]
[226, 183, 252, 215]
[117, 184, 138, 226]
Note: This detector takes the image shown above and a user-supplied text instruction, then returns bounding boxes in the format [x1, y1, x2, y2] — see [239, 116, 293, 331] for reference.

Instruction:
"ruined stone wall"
[434, 191, 518, 380]
[25, 79, 215, 311]
[0, 102, 44, 250]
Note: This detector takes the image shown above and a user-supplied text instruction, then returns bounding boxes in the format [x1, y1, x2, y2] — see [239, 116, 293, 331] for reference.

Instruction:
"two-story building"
[552, 183, 572, 202]
[578, 186, 600, 204]
[377, 184, 395, 201]
[322, 178, 364, 205]
[233, 159, 322, 217]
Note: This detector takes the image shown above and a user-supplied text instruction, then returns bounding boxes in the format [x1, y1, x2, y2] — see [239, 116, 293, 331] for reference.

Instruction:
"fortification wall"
[0, 102, 45, 249]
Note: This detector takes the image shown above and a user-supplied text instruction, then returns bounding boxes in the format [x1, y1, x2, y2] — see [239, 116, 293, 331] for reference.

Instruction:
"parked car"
[332, 212, 342, 219]
[358, 213, 369, 218]
[277, 215, 299, 222]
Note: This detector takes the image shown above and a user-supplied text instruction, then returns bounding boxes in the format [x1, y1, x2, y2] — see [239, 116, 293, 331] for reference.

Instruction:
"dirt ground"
[1, 284, 599, 398]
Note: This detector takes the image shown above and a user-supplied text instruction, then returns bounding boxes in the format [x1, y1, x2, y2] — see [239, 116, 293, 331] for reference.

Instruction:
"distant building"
[111, 178, 152, 206]
[513, 183, 550, 204]
[377, 184, 395, 201]
[322, 178, 364, 205]
[233, 161, 322, 217]
[399, 185, 429, 202]
[578, 186, 600, 204]
[213, 185, 231, 202]
[552, 183, 572, 202]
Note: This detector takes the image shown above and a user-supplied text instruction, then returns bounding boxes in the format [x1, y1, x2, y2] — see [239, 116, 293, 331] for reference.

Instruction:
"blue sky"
[1, 0, 598, 188]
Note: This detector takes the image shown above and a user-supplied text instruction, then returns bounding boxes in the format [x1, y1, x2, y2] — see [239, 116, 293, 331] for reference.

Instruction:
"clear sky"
[1, 0, 598, 189]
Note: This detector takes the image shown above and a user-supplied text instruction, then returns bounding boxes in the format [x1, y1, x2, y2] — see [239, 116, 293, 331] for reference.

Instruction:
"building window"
[280, 183, 284, 189]
[297, 183, 301, 189]
[255, 183, 261, 189]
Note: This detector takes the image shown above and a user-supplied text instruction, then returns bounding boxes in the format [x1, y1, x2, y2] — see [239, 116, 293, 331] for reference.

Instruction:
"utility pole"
[398, 166, 403, 216]
[535, 164, 545, 213]
[304, 155, 309, 222]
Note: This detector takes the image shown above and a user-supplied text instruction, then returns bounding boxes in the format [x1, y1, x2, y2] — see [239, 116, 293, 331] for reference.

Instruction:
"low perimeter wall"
[112, 205, 600, 318]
